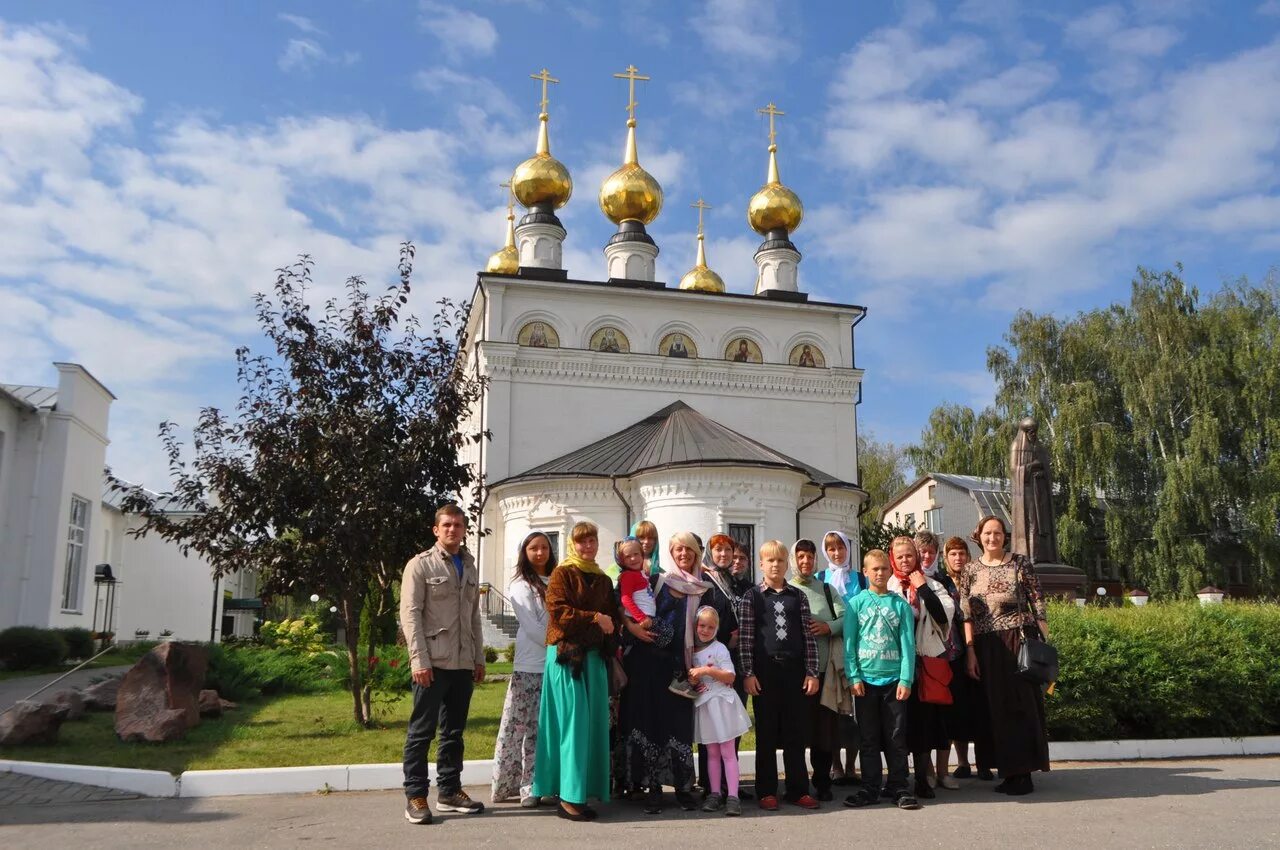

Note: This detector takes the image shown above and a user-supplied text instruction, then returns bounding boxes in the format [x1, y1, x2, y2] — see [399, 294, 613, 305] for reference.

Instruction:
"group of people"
[397, 503, 1051, 825]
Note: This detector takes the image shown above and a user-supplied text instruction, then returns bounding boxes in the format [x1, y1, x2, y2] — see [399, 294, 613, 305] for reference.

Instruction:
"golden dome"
[512, 113, 573, 210]
[679, 256, 726, 292]
[485, 209, 518, 274]
[748, 144, 804, 236]
[599, 121, 663, 225]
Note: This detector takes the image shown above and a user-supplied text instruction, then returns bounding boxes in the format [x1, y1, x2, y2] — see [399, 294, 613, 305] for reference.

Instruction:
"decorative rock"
[115, 642, 209, 743]
[0, 700, 64, 746]
[219, 697, 238, 712]
[83, 675, 122, 710]
[198, 689, 223, 718]
[50, 689, 86, 722]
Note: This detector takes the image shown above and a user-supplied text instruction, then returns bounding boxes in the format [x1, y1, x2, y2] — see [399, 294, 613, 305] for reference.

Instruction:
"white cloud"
[277, 38, 359, 74]
[278, 13, 325, 36]
[1261, 0, 1280, 16]
[813, 9, 1280, 311]
[0, 22, 527, 484]
[414, 68, 518, 120]
[419, 1, 498, 61]
[690, 0, 795, 61]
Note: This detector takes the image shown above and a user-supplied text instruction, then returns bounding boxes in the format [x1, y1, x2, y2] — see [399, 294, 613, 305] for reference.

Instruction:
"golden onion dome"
[485, 209, 519, 274]
[748, 144, 804, 236]
[511, 113, 573, 210]
[599, 121, 663, 225]
[679, 239, 726, 292]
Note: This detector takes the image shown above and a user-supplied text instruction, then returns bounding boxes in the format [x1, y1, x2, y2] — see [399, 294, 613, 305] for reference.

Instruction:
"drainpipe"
[472, 281, 490, 582]
[17, 407, 50, 625]
[610, 476, 633, 531]
[796, 484, 827, 539]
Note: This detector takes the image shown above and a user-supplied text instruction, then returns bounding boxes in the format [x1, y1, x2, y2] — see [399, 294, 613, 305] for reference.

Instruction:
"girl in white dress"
[689, 606, 752, 816]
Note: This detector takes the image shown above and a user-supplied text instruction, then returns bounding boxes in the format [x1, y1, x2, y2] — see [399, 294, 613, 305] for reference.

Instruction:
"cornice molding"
[477, 342, 862, 400]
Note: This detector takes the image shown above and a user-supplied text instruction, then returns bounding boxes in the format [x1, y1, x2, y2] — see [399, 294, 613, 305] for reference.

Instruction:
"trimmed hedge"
[56, 627, 95, 660]
[0, 627, 69, 670]
[1046, 600, 1280, 740]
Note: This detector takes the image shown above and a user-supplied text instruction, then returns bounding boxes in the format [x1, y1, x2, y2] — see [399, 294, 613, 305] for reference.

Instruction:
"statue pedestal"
[1033, 562, 1087, 600]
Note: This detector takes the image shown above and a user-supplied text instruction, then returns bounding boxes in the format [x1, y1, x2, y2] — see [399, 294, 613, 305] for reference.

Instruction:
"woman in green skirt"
[532, 521, 620, 821]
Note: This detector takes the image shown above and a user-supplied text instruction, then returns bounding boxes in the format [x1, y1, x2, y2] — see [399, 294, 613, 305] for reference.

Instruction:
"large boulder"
[0, 700, 64, 746]
[49, 689, 86, 721]
[82, 675, 122, 710]
[115, 642, 208, 743]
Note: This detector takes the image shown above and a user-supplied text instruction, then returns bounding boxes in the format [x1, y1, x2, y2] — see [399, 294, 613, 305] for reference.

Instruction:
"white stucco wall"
[882, 477, 979, 553]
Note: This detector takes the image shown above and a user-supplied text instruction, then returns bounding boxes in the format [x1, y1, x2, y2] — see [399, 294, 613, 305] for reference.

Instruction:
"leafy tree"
[905, 266, 1280, 597]
[857, 431, 910, 532]
[109, 245, 484, 725]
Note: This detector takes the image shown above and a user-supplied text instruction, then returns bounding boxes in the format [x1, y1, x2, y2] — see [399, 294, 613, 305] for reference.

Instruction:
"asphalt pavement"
[1, 757, 1277, 849]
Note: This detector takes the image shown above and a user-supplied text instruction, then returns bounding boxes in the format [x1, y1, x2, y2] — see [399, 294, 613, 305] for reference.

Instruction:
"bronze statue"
[1010, 417, 1059, 564]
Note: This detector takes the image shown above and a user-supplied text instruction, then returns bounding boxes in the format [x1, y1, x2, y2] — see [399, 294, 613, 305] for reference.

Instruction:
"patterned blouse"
[957, 553, 1047, 636]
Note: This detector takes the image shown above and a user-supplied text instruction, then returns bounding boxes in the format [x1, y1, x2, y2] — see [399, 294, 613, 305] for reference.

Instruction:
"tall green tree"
[906, 266, 1280, 597]
[109, 245, 484, 725]
[857, 431, 910, 531]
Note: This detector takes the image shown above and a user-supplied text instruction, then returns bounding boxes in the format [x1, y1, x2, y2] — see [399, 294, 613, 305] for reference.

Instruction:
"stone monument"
[1009, 417, 1086, 598]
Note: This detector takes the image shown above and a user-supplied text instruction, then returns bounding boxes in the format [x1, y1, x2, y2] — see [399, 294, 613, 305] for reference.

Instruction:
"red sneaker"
[792, 794, 820, 809]
[757, 795, 779, 811]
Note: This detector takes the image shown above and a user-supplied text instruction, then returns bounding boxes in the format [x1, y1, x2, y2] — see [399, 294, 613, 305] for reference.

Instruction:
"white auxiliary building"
[0, 363, 258, 644]
[460, 70, 869, 588]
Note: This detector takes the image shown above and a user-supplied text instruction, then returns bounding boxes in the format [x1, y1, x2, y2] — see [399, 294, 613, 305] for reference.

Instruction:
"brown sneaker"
[404, 796, 432, 824]
[436, 789, 485, 814]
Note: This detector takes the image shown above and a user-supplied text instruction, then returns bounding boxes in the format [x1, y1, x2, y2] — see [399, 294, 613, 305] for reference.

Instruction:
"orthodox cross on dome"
[499, 180, 514, 216]
[758, 102, 785, 149]
[530, 68, 559, 115]
[613, 64, 650, 125]
[691, 198, 711, 237]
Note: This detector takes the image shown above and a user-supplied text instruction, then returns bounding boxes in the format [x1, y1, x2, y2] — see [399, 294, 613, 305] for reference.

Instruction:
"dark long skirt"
[906, 675, 950, 753]
[946, 654, 994, 768]
[618, 640, 696, 792]
[974, 628, 1050, 776]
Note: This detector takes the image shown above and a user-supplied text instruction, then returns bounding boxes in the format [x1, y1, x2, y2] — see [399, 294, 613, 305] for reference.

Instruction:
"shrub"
[56, 627, 96, 660]
[500, 643, 516, 663]
[258, 616, 328, 655]
[204, 644, 343, 701]
[0, 627, 68, 670]
[484, 645, 499, 664]
[1046, 600, 1280, 740]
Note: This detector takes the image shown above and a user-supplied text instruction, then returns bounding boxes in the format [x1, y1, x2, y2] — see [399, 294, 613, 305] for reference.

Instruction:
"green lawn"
[1, 672, 757, 774]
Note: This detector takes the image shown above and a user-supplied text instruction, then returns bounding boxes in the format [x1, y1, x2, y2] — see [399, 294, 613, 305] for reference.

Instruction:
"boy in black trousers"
[737, 540, 821, 811]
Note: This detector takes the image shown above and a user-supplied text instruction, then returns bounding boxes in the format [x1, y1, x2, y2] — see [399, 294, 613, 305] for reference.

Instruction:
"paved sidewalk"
[0, 757, 1277, 848]
[0, 773, 139, 807]
[0, 666, 131, 712]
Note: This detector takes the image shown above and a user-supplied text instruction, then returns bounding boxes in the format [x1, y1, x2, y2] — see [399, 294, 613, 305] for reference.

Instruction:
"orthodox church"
[459, 68, 867, 585]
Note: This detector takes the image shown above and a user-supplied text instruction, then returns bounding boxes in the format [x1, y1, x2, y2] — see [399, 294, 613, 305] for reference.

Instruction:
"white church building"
[0, 363, 258, 644]
[461, 71, 868, 586]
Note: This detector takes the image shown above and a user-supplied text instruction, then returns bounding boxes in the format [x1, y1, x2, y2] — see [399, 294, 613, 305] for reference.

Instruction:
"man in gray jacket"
[401, 503, 486, 824]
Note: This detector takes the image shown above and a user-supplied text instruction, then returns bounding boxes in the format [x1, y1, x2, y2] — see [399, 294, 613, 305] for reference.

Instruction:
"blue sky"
[2, 0, 1279, 485]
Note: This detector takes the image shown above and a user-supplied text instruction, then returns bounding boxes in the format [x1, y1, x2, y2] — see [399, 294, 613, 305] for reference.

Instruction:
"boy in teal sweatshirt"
[842, 548, 919, 810]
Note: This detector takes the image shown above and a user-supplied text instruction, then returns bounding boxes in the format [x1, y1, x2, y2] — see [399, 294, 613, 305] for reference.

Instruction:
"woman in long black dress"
[959, 515, 1051, 796]
[618, 531, 706, 814]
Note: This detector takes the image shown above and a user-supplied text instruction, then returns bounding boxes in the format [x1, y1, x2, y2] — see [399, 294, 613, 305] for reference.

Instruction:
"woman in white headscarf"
[819, 529, 867, 784]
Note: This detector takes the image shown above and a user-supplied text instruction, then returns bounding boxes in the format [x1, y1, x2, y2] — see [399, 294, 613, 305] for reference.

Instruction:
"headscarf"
[630, 519, 662, 577]
[667, 532, 712, 664]
[888, 544, 919, 607]
[559, 551, 604, 577]
[702, 533, 735, 599]
[821, 529, 864, 599]
[789, 539, 817, 585]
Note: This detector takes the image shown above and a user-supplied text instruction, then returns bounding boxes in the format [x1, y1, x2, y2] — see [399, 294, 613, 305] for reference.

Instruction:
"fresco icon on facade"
[658, 332, 696, 358]
[517, 321, 559, 348]
[789, 343, 824, 368]
[724, 337, 763, 363]
[590, 326, 630, 353]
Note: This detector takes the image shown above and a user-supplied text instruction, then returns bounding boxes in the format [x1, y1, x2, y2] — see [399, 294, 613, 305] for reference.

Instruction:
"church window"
[61, 495, 90, 612]
[544, 532, 560, 564]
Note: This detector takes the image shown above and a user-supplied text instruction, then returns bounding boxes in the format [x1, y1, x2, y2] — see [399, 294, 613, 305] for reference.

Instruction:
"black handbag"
[1014, 565, 1059, 684]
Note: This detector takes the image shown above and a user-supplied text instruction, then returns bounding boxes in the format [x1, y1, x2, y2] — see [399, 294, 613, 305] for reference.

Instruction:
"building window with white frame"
[61, 495, 90, 612]
[924, 507, 943, 533]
